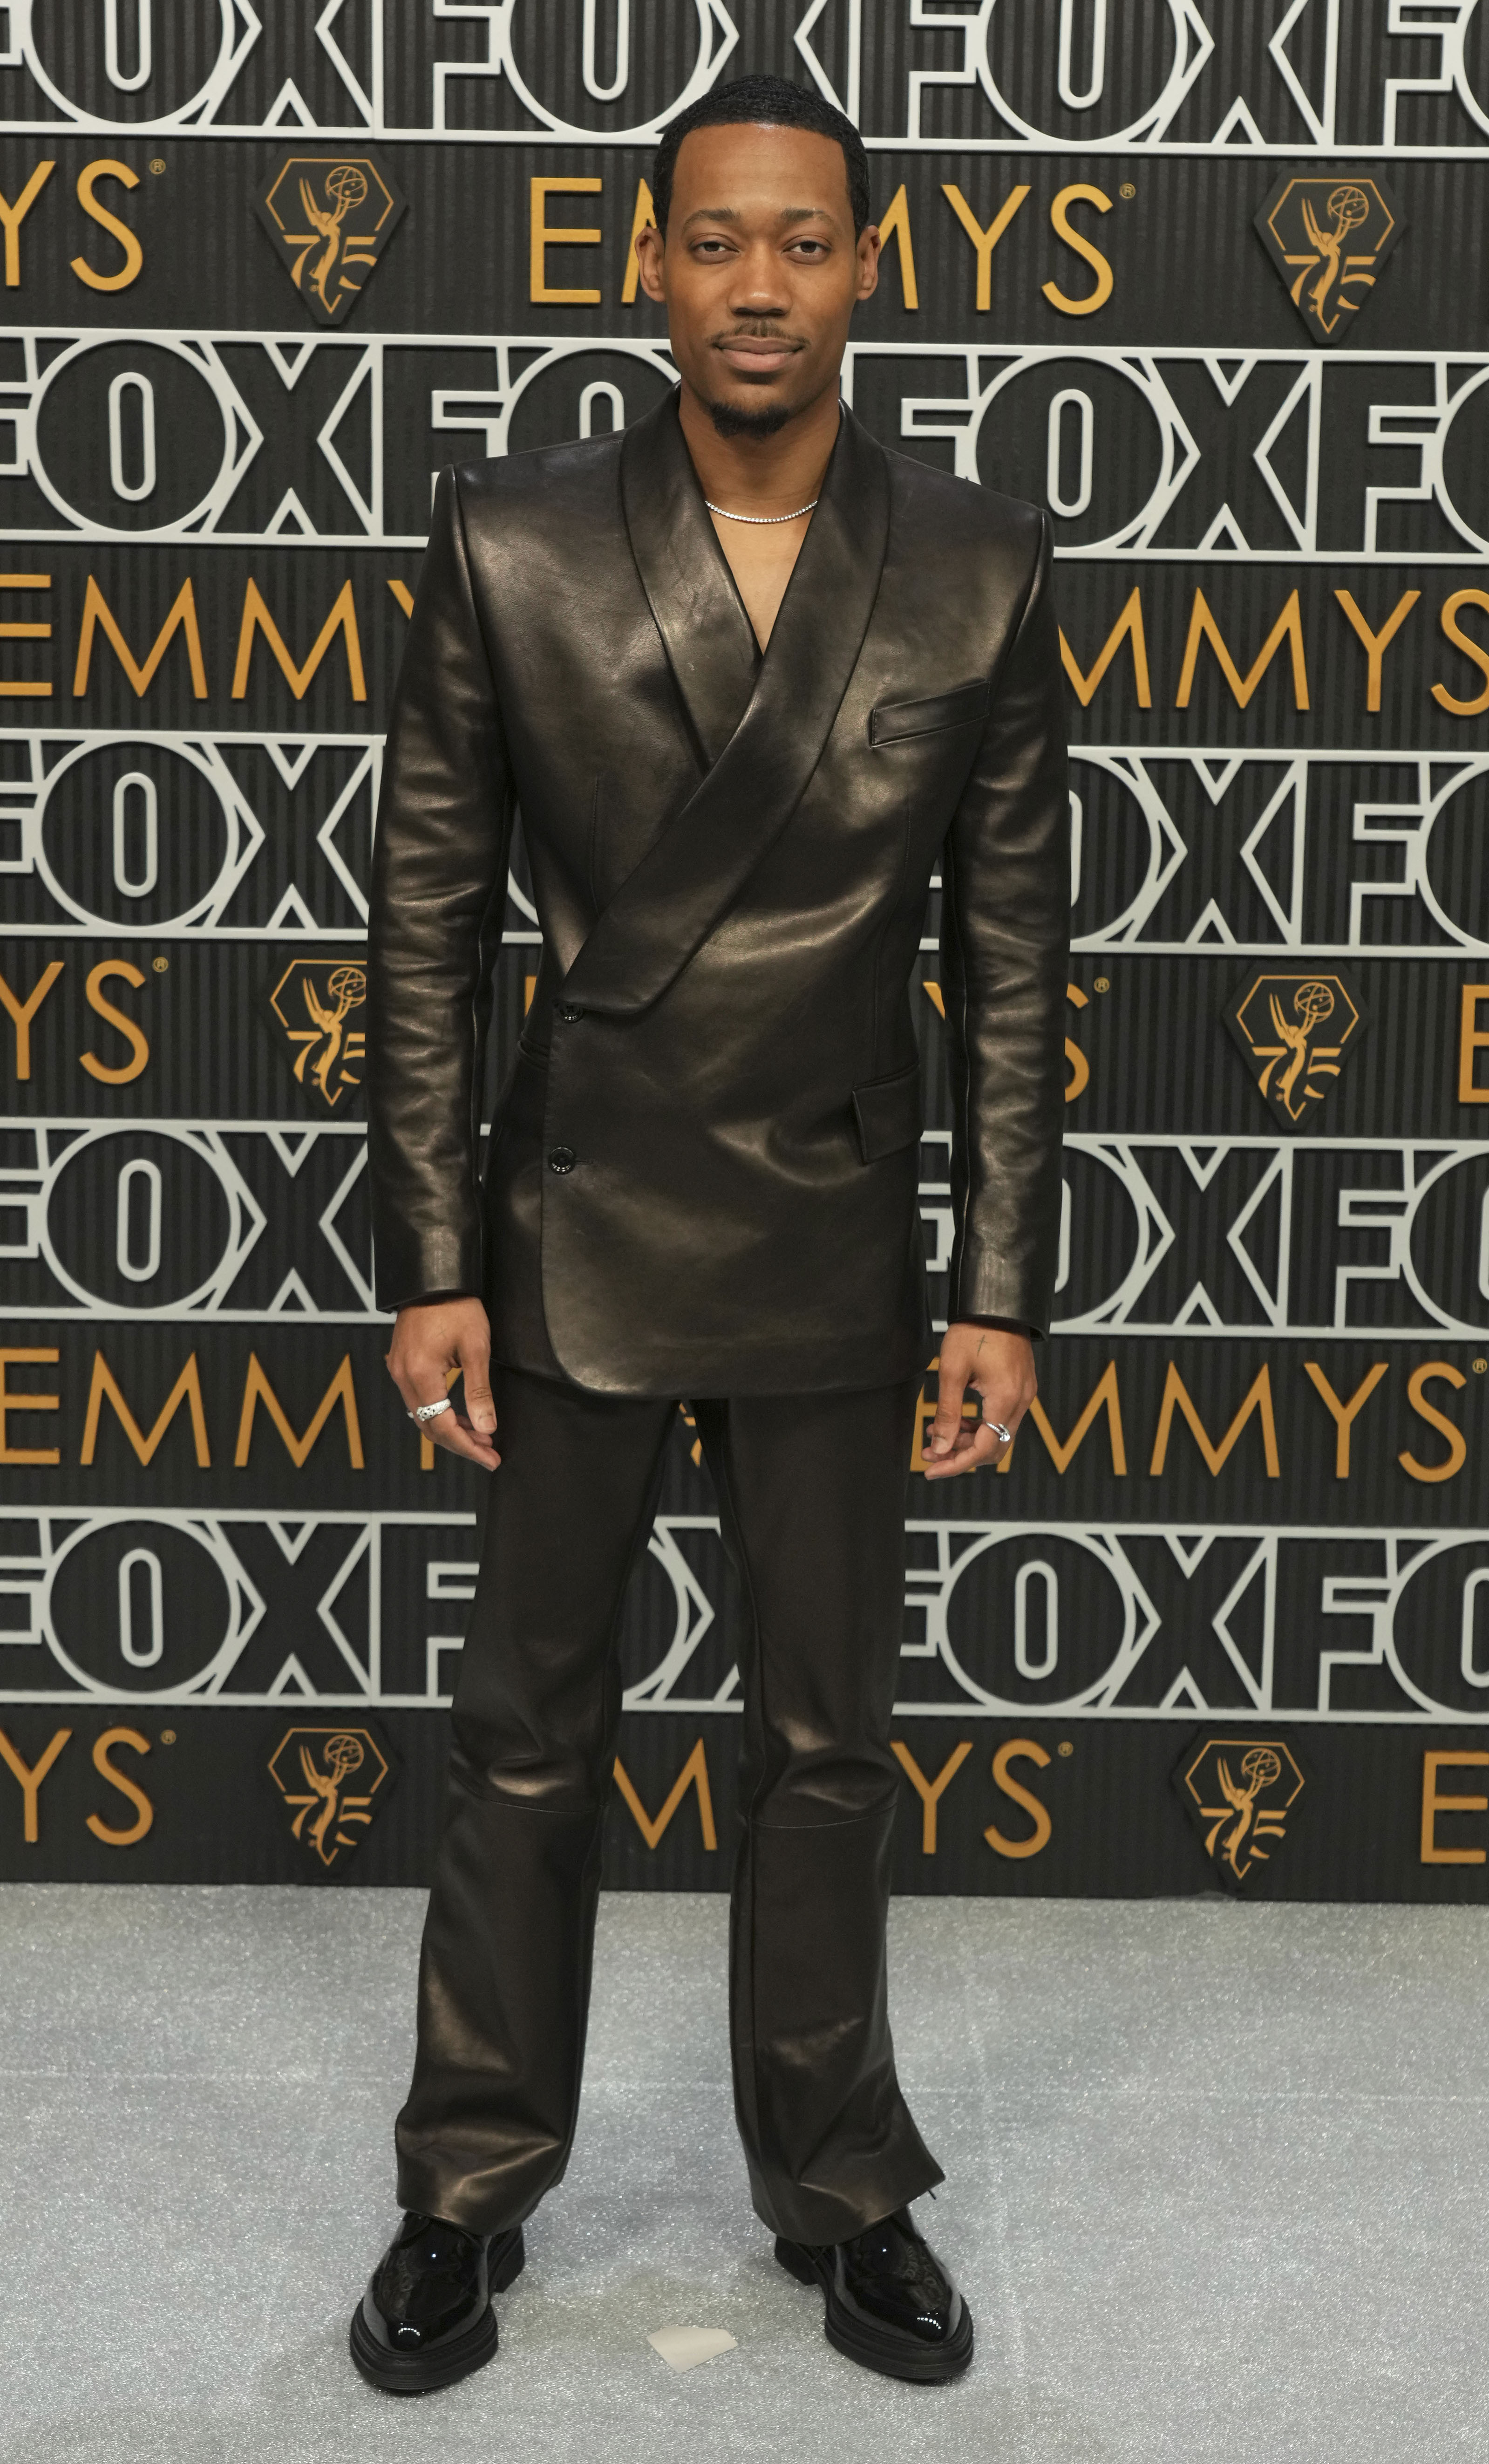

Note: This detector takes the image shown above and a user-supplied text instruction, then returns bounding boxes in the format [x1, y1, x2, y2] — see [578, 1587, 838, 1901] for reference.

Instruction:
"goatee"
[708, 397, 792, 441]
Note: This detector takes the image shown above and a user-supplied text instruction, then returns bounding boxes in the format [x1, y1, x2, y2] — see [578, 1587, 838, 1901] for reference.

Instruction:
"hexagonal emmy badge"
[265, 955, 367, 1109]
[255, 153, 406, 324]
[1224, 966, 1366, 1133]
[1254, 173, 1404, 343]
[266, 1725, 394, 1871]
[1175, 1736, 1306, 1891]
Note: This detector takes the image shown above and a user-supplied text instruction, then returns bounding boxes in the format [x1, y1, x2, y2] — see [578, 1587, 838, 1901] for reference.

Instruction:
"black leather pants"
[394, 1364, 943, 2246]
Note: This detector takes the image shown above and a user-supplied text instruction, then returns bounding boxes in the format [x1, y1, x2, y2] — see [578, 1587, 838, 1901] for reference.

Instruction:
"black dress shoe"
[775, 2206, 973, 2383]
[349, 2211, 525, 2394]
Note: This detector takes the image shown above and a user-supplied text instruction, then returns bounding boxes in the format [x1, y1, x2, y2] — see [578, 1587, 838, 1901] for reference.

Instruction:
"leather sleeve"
[940, 509, 1070, 1338]
[367, 467, 514, 1312]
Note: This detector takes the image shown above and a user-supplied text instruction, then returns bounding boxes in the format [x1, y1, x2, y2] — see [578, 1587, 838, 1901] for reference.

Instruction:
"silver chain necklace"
[704, 496, 819, 525]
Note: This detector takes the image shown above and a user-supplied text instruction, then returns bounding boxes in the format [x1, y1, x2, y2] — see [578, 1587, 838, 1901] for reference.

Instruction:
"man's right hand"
[386, 1297, 500, 1471]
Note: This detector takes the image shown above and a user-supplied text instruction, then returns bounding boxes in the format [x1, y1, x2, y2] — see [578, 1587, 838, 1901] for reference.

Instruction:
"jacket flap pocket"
[869, 680, 989, 747]
[852, 1064, 922, 1164]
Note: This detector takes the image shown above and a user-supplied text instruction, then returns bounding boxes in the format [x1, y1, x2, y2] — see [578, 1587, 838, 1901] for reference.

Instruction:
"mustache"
[709, 324, 808, 350]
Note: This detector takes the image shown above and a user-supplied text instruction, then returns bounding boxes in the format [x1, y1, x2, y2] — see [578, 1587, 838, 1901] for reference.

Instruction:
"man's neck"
[676, 380, 842, 518]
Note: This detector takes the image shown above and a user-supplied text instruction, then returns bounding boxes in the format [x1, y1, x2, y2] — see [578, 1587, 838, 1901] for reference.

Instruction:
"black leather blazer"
[367, 391, 1069, 1396]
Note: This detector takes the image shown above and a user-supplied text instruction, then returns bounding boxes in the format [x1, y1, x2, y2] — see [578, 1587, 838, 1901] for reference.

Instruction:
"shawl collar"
[619, 385, 760, 767]
[562, 390, 891, 1020]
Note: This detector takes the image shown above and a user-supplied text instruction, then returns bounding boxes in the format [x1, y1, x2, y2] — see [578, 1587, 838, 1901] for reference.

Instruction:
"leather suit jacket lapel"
[562, 393, 891, 1021]
[619, 388, 759, 768]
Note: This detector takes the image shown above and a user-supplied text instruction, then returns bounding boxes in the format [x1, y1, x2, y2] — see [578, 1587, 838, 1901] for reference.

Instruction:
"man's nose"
[727, 242, 792, 312]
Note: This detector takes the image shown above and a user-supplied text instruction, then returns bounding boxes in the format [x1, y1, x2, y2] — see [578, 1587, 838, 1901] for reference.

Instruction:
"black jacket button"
[556, 1002, 583, 1023]
[547, 1145, 576, 1174]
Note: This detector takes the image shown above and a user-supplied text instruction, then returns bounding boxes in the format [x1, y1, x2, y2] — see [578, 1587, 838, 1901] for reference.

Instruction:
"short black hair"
[652, 73, 870, 240]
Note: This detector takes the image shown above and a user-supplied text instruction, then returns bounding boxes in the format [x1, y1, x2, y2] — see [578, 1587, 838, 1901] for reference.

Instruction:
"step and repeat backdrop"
[1, 1, 1488, 1897]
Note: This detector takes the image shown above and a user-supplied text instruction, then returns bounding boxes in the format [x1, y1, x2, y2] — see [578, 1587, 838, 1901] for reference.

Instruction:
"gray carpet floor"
[1, 1886, 1486, 2463]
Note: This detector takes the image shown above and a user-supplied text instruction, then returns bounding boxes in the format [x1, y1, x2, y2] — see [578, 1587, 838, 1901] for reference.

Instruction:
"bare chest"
[708, 510, 811, 650]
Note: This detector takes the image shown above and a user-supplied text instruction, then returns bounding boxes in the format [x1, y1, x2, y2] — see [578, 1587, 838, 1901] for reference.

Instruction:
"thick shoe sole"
[349, 2226, 525, 2395]
[775, 2236, 974, 2385]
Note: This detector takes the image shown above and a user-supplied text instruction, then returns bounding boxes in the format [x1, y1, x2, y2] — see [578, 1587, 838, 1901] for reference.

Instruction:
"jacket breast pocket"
[869, 680, 989, 748]
[851, 1062, 922, 1165]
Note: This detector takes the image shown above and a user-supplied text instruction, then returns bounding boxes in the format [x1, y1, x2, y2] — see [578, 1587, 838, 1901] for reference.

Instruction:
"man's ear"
[633, 223, 667, 304]
[855, 225, 882, 304]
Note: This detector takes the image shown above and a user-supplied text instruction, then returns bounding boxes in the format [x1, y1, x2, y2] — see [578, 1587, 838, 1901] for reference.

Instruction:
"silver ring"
[410, 1397, 452, 1426]
[985, 1417, 1013, 1446]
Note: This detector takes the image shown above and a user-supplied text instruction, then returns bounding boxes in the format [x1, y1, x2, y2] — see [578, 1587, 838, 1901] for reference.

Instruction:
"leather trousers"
[394, 1364, 944, 2247]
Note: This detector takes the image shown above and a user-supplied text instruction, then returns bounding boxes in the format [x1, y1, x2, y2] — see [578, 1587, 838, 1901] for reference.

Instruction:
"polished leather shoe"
[349, 2211, 525, 2394]
[775, 2206, 973, 2383]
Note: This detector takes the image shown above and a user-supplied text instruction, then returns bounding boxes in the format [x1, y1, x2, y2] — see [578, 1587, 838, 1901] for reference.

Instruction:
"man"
[353, 73, 1068, 2395]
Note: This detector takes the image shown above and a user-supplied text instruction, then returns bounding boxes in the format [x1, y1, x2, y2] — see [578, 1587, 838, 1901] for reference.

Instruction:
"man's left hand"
[922, 1321, 1036, 1480]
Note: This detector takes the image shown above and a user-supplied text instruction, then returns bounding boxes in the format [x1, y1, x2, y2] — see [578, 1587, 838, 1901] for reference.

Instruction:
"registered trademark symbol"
[152, 955, 169, 972]
[149, 158, 167, 175]
[1094, 976, 1110, 993]
[160, 1729, 176, 1744]
[1474, 1358, 1487, 1375]
[1119, 183, 1136, 199]
[1058, 1739, 1074, 1757]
